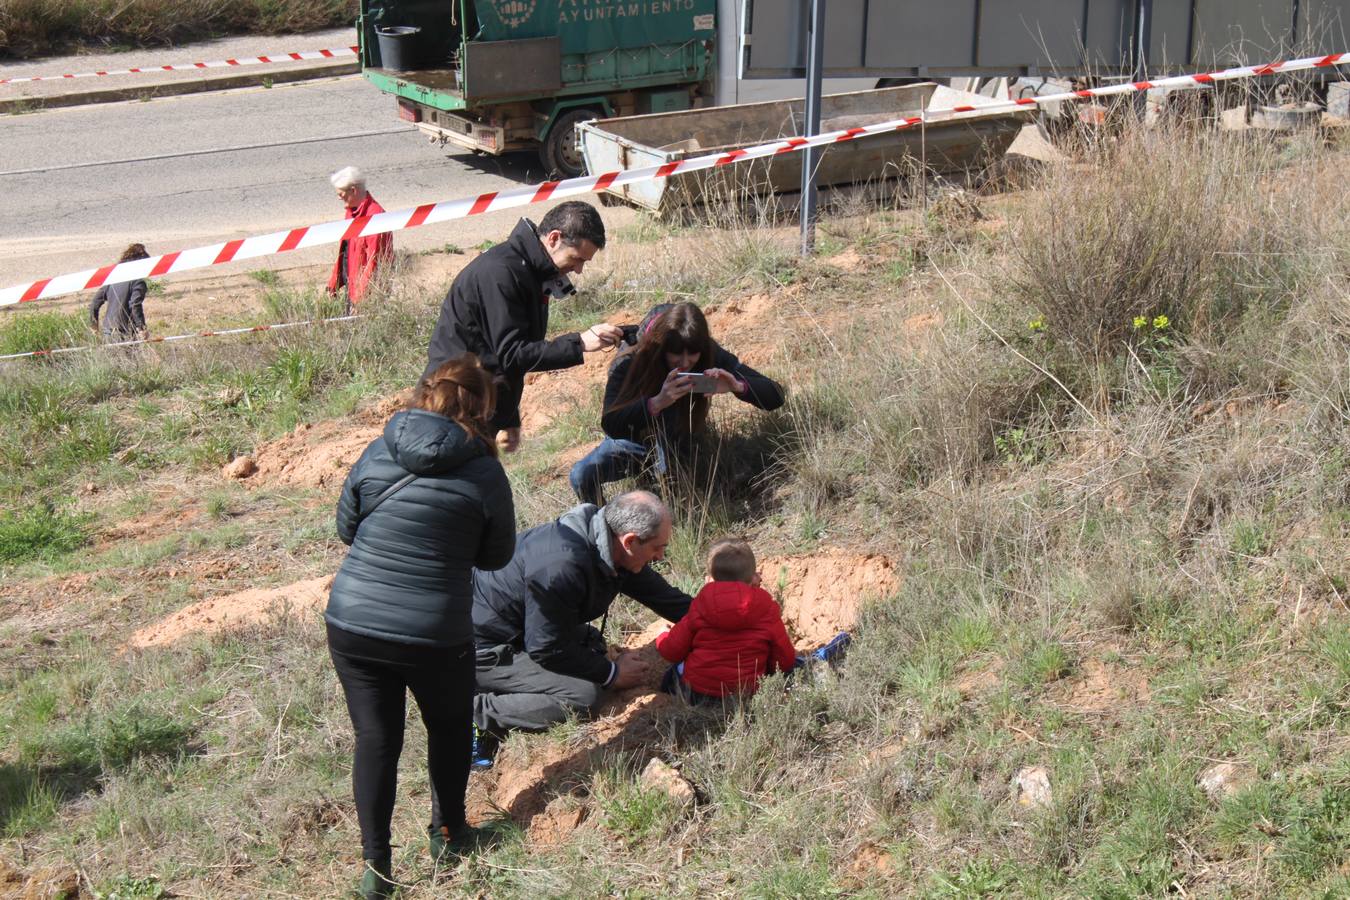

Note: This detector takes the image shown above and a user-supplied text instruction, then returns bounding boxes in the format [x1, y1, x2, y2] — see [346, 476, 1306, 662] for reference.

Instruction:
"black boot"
[359, 855, 394, 900]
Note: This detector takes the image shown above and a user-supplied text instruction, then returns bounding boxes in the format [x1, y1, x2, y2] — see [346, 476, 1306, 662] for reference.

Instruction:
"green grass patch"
[0, 504, 89, 564]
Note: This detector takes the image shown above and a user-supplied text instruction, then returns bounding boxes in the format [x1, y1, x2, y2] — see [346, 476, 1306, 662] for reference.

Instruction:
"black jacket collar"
[507, 218, 560, 282]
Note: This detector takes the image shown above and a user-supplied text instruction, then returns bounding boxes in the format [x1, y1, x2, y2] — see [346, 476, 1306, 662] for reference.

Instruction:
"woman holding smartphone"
[569, 302, 785, 505]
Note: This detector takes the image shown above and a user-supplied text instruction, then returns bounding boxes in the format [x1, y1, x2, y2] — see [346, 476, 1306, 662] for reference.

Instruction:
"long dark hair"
[609, 302, 716, 433]
[411, 353, 499, 455]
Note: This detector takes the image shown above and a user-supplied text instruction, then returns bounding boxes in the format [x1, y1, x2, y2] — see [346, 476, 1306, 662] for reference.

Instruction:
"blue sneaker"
[470, 725, 499, 769]
[812, 632, 852, 664]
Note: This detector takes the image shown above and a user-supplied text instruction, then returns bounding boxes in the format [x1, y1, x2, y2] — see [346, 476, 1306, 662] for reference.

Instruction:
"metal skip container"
[577, 83, 1033, 213]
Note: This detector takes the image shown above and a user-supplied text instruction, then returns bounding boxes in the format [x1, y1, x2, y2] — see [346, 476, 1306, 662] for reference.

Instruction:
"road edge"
[0, 59, 360, 115]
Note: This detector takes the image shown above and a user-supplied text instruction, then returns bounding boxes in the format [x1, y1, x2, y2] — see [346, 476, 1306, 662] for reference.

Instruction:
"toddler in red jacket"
[655, 537, 798, 703]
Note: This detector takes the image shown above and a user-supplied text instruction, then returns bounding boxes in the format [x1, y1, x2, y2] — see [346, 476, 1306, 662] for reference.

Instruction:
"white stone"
[1013, 766, 1053, 809]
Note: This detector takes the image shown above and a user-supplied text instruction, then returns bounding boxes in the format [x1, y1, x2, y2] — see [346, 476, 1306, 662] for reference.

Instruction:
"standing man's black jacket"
[472, 504, 692, 684]
[423, 218, 584, 432]
[327, 409, 516, 647]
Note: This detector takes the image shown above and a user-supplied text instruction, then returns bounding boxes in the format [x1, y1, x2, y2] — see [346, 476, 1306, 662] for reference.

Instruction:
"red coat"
[327, 193, 393, 305]
[655, 581, 797, 697]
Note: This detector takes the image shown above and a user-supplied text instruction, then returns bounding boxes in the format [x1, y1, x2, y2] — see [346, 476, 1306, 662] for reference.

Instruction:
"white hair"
[330, 166, 366, 191]
[603, 490, 669, 541]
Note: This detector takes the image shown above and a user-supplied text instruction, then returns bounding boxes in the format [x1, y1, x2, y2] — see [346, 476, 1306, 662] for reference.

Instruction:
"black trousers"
[327, 623, 475, 861]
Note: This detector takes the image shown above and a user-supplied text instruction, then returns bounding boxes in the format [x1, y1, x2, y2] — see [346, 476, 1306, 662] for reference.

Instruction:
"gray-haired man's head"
[604, 490, 671, 573]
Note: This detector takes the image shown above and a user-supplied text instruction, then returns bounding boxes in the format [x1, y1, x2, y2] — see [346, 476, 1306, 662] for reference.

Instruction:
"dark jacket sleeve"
[335, 465, 362, 546]
[620, 566, 692, 623]
[599, 355, 653, 440]
[715, 347, 785, 411]
[480, 274, 584, 377]
[127, 281, 147, 332]
[89, 288, 107, 329]
[474, 458, 516, 571]
[522, 556, 613, 682]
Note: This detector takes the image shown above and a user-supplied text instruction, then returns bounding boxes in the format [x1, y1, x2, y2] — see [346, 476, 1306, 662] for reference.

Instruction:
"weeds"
[0, 120, 1347, 898]
[0, 504, 89, 564]
[0, 0, 357, 59]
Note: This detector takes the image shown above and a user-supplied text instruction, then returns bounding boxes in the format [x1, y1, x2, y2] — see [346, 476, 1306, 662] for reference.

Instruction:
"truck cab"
[358, 0, 717, 176]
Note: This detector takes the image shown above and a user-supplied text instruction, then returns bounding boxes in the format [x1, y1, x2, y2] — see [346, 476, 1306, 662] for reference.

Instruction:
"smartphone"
[677, 372, 718, 393]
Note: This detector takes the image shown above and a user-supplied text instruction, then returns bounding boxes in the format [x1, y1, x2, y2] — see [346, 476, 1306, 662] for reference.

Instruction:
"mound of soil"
[471, 551, 897, 841]
[127, 575, 332, 649]
[244, 391, 410, 491]
[765, 550, 900, 645]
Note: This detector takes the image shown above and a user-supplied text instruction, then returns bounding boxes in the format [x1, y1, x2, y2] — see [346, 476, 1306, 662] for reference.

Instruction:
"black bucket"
[376, 25, 422, 72]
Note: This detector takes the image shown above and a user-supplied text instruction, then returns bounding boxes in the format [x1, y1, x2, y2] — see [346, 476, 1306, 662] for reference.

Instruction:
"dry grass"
[1, 121, 1349, 897]
[0, 0, 355, 59]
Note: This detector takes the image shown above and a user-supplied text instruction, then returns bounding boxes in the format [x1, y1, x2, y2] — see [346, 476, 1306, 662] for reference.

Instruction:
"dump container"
[578, 84, 1034, 213]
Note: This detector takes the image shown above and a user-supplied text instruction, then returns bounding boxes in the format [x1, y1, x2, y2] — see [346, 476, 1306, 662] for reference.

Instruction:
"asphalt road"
[0, 74, 572, 292]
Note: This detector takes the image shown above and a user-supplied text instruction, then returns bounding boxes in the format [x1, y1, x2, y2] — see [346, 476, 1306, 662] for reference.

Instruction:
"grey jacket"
[471, 503, 691, 683]
[326, 409, 516, 647]
[89, 280, 147, 337]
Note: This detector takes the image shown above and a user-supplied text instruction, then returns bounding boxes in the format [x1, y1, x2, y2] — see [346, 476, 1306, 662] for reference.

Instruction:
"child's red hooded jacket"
[655, 581, 797, 697]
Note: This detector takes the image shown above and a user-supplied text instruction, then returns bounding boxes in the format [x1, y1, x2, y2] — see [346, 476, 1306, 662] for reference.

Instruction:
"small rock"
[640, 757, 696, 807]
[222, 456, 257, 479]
[1013, 766, 1053, 809]
[1199, 762, 1256, 801]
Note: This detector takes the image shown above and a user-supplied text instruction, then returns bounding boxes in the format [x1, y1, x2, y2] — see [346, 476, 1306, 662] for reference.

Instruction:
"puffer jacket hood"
[655, 580, 798, 698]
[556, 502, 617, 577]
[693, 582, 776, 627]
[325, 410, 516, 648]
[383, 408, 486, 476]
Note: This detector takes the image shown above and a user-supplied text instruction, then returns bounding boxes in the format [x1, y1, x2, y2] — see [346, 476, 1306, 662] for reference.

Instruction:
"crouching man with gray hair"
[467, 490, 691, 761]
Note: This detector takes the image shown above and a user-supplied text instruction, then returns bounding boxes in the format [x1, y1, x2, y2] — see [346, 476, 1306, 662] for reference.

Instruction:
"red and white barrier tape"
[2, 50, 1345, 309]
[0, 45, 358, 86]
[0, 314, 360, 361]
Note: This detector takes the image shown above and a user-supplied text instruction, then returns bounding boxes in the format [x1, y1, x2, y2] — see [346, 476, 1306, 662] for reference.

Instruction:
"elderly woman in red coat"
[327, 166, 393, 310]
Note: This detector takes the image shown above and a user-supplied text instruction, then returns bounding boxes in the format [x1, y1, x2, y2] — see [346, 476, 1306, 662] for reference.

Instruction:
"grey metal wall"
[741, 0, 1350, 77]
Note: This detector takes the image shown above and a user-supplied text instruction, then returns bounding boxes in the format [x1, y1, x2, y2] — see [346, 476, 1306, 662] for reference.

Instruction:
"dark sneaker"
[359, 856, 394, 900]
[429, 823, 484, 864]
[470, 725, 499, 769]
[813, 631, 852, 664]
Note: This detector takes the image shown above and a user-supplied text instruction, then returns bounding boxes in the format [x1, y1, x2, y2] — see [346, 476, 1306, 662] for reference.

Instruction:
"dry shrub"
[0, 0, 355, 59]
[1006, 124, 1329, 401]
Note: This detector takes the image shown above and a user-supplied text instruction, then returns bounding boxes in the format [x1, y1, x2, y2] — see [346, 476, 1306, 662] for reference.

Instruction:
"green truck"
[358, 0, 718, 176]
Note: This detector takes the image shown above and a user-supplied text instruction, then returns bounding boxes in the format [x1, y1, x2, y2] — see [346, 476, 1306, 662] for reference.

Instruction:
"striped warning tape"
[0, 45, 358, 86]
[1, 49, 1345, 309]
[0, 314, 360, 362]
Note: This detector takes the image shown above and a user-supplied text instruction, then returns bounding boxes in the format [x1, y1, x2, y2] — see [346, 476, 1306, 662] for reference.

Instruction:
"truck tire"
[541, 108, 597, 179]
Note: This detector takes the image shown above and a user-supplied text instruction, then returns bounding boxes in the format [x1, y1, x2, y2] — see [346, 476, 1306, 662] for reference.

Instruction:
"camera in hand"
[677, 372, 718, 393]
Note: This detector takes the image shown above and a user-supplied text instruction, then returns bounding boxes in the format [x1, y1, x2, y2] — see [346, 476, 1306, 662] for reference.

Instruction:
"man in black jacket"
[471, 490, 691, 736]
[423, 201, 624, 453]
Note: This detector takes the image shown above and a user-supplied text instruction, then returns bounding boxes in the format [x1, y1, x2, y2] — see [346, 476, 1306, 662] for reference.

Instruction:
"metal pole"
[1133, 0, 1153, 119]
[799, 0, 826, 256]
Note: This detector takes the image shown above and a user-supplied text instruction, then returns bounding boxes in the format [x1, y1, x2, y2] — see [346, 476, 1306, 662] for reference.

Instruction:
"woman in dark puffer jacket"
[326, 354, 515, 899]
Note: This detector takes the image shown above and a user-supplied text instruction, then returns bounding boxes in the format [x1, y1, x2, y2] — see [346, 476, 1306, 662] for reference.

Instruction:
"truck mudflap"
[412, 107, 507, 155]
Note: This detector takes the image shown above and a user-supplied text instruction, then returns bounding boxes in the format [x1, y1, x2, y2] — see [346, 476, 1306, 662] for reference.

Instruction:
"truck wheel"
[542, 108, 596, 179]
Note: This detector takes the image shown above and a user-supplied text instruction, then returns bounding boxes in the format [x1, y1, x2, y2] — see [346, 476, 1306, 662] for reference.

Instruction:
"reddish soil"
[764, 550, 900, 645]
[1055, 651, 1150, 713]
[244, 391, 410, 491]
[469, 552, 894, 837]
[127, 575, 332, 650]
